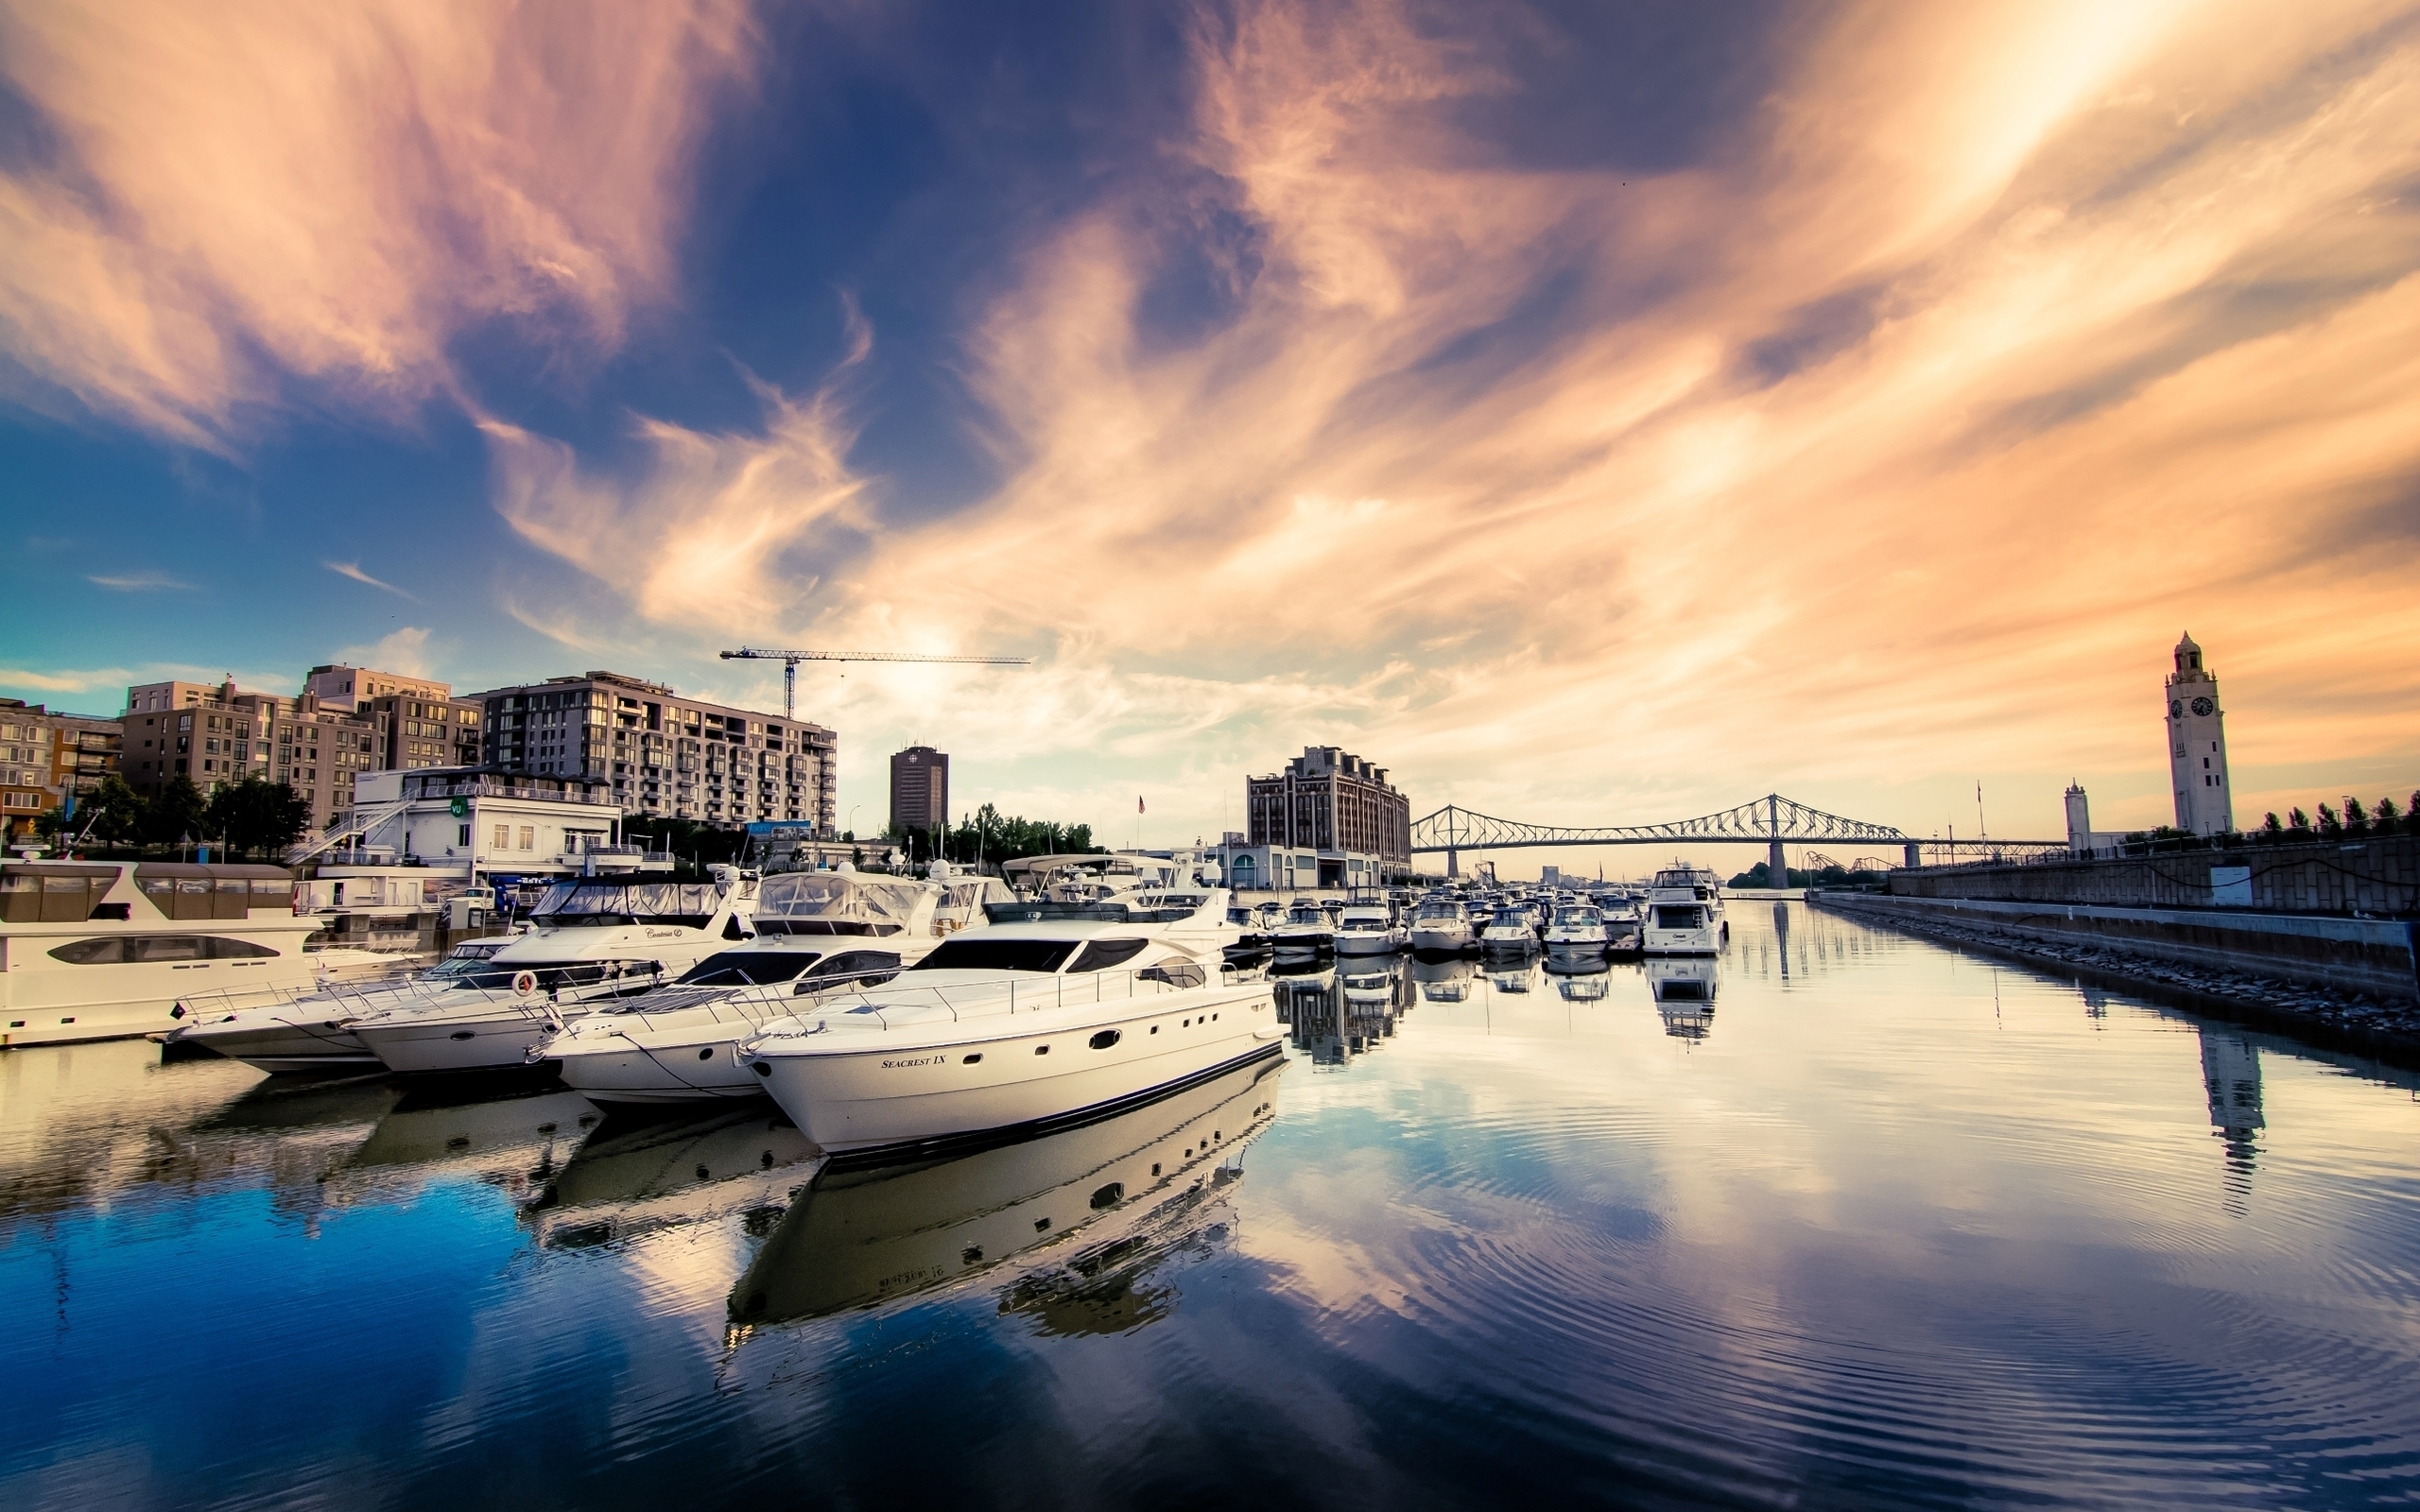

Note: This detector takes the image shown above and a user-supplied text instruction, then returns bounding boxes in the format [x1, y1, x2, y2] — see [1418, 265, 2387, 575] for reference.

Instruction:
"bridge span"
[1409, 794, 2065, 878]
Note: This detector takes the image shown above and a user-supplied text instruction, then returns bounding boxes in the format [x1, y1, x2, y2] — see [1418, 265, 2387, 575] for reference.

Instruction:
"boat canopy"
[753, 872, 934, 936]
[532, 880, 724, 929]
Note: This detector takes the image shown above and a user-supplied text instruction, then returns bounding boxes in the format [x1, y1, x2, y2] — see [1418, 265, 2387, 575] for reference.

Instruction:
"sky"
[3, 0, 2417, 874]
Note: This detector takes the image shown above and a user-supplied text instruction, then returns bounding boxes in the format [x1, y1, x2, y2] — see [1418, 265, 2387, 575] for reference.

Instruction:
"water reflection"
[1279, 954, 1409, 1064]
[1409, 952, 1475, 1003]
[2199, 1026, 2265, 1211]
[729, 1056, 1284, 1329]
[1647, 958, 1719, 1040]
[521, 1106, 819, 1249]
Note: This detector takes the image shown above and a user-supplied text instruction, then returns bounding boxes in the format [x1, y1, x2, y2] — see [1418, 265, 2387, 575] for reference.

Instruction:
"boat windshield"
[531, 882, 720, 929]
[677, 950, 819, 987]
[1339, 914, 1388, 930]
[1554, 908, 1601, 925]
[752, 873, 929, 936]
[1413, 900, 1461, 919]
[1286, 902, 1325, 923]
[908, 937, 1079, 973]
[1490, 908, 1530, 926]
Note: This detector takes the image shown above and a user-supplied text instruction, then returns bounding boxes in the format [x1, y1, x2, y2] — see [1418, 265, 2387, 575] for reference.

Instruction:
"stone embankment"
[1815, 891, 2420, 1063]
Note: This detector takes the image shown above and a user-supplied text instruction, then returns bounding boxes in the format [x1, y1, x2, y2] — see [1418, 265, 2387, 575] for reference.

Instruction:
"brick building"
[0, 699, 122, 839]
[1245, 746, 1411, 863]
[121, 679, 382, 833]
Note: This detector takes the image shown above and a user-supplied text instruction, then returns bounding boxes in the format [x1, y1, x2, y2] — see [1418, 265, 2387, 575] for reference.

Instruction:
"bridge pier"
[1769, 837, 1789, 888]
[1446, 847, 1459, 878]
[1905, 842, 1923, 869]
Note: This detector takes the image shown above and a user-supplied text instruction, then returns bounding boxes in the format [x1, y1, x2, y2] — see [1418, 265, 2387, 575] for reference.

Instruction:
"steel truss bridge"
[1409, 794, 2065, 875]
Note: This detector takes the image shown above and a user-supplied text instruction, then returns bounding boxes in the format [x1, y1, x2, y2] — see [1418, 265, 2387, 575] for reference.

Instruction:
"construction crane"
[719, 647, 1031, 718]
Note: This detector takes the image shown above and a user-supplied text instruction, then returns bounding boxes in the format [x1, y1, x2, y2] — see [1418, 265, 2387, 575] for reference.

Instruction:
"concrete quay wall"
[1817, 891, 2420, 1004]
[1888, 834, 2420, 915]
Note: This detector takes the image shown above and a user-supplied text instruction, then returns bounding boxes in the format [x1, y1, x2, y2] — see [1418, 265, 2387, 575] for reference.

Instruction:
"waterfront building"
[361, 691, 483, 770]
[890, 746, 949, 834]
[341, 765, 633, 882]
[469, 670, 836, 833]
[1245, 746, 1411, 868]
[0, 700, 121, 839]
[2062, 783, 2128, 857]
[121, 679, 381, 833]
[2166, 632, 2234, 835]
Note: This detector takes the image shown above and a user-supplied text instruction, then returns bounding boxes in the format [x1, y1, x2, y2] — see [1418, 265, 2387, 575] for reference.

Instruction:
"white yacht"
[2, 858, 401, 1048]
[1407, 895, 1474, 953]
[1642, 865, 1727, 955]
[1600, 894, 1645, 954]
[173, 937, 513, 1073]
[736, 919, 1283, 1159]
[543, 870, 969, 1104]
[350, 869, 757, 1074]
[1332, 903, 1404, 955]
[1478, 904, 1538, 952]
[1541, 903, 1609, 951]
[1269, 898, 1335, 954]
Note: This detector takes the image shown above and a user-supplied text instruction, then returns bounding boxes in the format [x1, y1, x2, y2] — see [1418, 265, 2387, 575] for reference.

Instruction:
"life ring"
[511, 970, 539, 997]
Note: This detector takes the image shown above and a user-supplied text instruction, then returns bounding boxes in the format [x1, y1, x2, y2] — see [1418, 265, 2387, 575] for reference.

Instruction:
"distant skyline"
[4, 0, 2416, 869]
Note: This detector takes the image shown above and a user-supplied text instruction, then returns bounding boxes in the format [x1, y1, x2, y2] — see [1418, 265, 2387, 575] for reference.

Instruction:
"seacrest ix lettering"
[880, 1056, 946, 1069]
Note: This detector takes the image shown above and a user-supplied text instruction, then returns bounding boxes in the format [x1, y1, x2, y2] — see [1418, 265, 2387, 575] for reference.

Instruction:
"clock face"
[2190, 696, 2215, 717]
[2169, 699, 2182, 718]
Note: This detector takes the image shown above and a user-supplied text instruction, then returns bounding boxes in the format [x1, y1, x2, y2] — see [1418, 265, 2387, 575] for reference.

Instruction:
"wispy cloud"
[322, 559, 415, 599]
[333, 625, 437, 678]
[87, 570, 193, 592]
[0, 667, 115, 693]
[0, 0, 757, 448]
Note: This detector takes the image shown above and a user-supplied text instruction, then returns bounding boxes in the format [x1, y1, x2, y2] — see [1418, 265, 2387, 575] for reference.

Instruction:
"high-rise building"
[468, 670, 836, 832]
[890, 746, 949, 834]
[361, 691, 484, 770]
[2166, 632, 2233, 835]
[1245, 746, 1411, 862]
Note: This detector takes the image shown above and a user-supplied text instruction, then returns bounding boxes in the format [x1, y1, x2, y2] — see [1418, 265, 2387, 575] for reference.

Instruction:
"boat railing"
[764, 959, 1237, 1031]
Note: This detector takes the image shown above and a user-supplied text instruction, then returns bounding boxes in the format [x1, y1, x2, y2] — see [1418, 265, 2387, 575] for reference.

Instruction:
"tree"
[930, 804, 1101, 870]
[204, 777, 311, 859]
[2260, 812, 2283, 837]
[2377, 796, 2402, 835]
[147, 773, 207, 849]
[2288, 806, 2310, 833]
[74, 774, 150, 846]
[2316, 802, 2342, 837]
[2343, 796, 2369, 833]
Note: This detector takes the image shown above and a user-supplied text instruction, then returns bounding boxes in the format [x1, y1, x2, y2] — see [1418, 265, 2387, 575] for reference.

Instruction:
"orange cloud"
[0, 0, 754, 446]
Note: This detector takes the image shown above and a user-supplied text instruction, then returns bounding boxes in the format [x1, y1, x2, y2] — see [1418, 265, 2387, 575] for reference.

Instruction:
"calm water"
[6, 902, 2419, 1510]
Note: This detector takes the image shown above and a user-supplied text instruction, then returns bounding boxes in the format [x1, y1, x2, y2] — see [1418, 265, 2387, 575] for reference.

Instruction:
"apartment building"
[1245, 746, 1412, 863]
[304, 663, 451, 711]
[469, 670, 837, 833]
[362, 691, 483, 770]
[121, 679, 382, 833]
[0, 700, 122, 839]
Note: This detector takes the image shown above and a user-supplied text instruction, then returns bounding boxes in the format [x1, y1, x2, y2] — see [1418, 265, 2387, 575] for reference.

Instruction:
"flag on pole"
[1138, 796, 1146, 814]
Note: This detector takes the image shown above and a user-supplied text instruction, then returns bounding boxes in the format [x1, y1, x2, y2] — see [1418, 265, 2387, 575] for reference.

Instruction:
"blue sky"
[4, 0, 2417, 869]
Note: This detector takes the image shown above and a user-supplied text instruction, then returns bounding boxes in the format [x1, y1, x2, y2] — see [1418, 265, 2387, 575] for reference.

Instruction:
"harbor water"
[5, 902, 2418, 1509]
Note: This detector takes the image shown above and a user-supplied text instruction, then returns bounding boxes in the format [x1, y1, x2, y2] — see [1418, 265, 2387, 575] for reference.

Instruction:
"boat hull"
[1333, 931, 1403, 954]
[749, 991, 1282, 1157]
[356, 1008, 562, 1074]
[1408, 926, 1471, 952]
[552, 1037, 764, 1103]
[176, 1012, 379, 1073]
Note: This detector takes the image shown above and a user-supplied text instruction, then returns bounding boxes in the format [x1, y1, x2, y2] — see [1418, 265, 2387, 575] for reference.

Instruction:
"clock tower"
[2166, 632, 2233, 835]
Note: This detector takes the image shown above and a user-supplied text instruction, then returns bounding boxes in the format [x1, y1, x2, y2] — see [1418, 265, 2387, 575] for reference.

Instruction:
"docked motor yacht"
[3, 858, 402, 1048]
[1269, 898, 1336, 954]
[1599, 895, 1644, 954]
[1541, 903, 1610, 952]
[1332, 903, 1405, 955]
[1478, 904, 1539, 952]
[350, 868, 758, 1074]
[736, 919, 1284, 1160]
[173, 937, 513, 1073]
[1642, 866, 1727, 955]
[1407, 895, 1474, 953]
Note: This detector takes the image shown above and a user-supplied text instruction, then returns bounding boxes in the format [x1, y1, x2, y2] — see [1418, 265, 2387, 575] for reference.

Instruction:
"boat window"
[530, 881, 719, 928]
[128, 936, 204, 962]
[908, 937, 1079, 973]
[752, 873, 932, 935]
[1067, 937, 1150, 973]
[679, 950, 820, 987]
[1139, 960, 1206, 988]
[1653, 906, 1704, 930]
[48, 937, 126, 964]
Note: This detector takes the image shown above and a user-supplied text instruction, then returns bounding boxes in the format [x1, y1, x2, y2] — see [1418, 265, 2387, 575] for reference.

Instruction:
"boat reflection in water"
[521, 1105, 821, 1248]
[324, 1084, 600, 1206]
[729, 1054, 1285, 1331]
[1646, 958, 1719, 1040]
[1280, 954, 1408, 1065]
[1543, 954, 1611, 1003]
[1409, 953, 1475, 1004]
